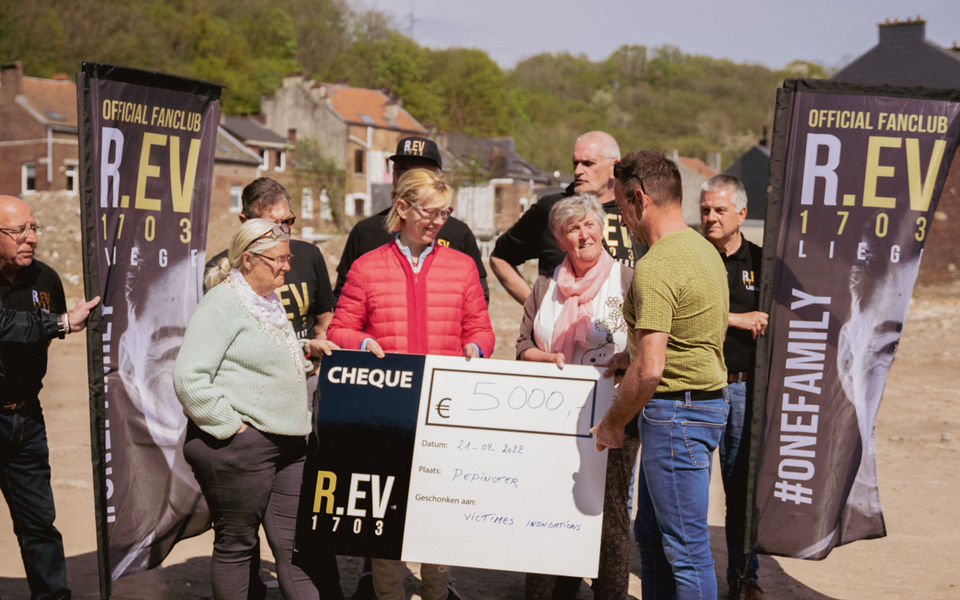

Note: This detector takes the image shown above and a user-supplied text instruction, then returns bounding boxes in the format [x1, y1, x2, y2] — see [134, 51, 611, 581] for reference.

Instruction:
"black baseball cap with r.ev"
[390, 136, 442, 170]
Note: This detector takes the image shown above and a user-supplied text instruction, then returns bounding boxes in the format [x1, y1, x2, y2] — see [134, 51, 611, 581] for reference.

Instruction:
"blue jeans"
[634, 394, 728, 600]
[0, 405, 71, 600]
[719, 381, 759, 587]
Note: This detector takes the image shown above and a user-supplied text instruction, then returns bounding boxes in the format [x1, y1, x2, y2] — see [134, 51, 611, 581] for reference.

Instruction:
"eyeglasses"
[277, 216, 295, 229]
[252, 252, 294, 267]
[0, 223, 41, 243]
[405, 201, 453, 222]
[613, 161, 646, 195]
[255, 222, 290, 242]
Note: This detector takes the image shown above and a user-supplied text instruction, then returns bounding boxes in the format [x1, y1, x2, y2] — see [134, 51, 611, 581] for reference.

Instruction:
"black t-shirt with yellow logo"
[0, 260, 66, 402]
[491, 185, 644, 276]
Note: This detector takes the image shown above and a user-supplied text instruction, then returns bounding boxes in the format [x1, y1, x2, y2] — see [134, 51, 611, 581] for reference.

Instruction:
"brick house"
[437, 133, 553, 239]
[832, 18, 960, 284]
[259, 76, 427, 223]
[0, 61, 261, 257]
[0, 62, 79, 195]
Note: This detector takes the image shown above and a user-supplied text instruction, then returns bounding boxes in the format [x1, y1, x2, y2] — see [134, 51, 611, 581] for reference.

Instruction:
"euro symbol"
[436, 397, 451, 418]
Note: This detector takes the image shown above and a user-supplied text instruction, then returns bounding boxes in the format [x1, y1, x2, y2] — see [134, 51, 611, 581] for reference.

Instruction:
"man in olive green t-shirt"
[593, 150, 729, 600]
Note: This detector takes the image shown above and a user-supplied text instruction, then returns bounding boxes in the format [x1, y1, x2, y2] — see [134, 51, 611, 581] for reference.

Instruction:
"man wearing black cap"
[333, 136, 488, 303]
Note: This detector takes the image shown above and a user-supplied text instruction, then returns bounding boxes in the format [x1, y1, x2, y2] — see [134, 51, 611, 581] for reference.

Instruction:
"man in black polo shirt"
[1, 194, 99, 600]
[489, 130, 639, 304]
[207, 177, 336, 342]
[699, 174, 768, 600]
[333, 136, 488, 304]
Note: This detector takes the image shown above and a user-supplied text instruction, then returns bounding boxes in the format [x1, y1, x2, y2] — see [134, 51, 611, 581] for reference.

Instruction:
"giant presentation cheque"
[295, 350, 614, 577]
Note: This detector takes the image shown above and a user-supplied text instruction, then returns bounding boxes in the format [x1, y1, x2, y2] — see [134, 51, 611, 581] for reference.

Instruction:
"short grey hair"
[575, 131, 620, 162]
[700, 174, 748, 212]
[204, 218, 289, 290]
[549, 194, 606, 240]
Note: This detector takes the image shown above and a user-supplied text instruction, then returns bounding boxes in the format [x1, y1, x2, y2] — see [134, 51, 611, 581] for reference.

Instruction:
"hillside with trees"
[0, 0, 828, 172]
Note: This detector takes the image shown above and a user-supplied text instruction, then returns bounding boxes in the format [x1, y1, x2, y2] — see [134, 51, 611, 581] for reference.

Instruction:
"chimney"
[878, 16, 926, 46]
[385, 100, 400, 123]
[707, 151, 722, 173]
[288, 128, 297, 144]
[1, 61, 24, 103]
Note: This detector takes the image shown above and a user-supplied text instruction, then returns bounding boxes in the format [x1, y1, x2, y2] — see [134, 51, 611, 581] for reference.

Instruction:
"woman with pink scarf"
[516, 193, 636, 600]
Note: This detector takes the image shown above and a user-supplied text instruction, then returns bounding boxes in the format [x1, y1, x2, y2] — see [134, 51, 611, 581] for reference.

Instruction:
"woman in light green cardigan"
[174, 218, 335, 599]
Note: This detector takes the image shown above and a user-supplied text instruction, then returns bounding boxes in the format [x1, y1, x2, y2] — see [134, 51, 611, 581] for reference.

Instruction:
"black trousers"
[184, 423, 342, 600]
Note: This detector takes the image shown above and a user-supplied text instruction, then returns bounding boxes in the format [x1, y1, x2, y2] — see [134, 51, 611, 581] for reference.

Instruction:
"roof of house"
[221, 115, 289, 148]
[18, 74, 78, 132]
[725, 143, 771, 220]
[320, 83, 426, 133]
[215, 126, 262, 166]
[676, 156, 719, 180]
[3, 65, 259, 166]
[832, 18, 960, 88]
[439, 133, 550, 183]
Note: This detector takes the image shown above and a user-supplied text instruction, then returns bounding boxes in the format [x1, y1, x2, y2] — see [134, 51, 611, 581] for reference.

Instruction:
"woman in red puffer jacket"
[326, 167, 494, 600]
[329, 168, 494, 360]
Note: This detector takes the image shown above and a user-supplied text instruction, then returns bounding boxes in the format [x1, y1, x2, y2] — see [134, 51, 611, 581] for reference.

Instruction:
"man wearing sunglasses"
[595, 150, 729, 600]
[205, 179, 342, 597]
[207, 177, 336, 343]
[1, 194, 100, 600]
[333, 136, 488, 305]
[489, 130, 641, 305]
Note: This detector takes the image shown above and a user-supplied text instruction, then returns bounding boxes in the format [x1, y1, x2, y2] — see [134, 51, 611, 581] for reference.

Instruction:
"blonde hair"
[204, 218, 290, 290]
[384, 168, 454, 233]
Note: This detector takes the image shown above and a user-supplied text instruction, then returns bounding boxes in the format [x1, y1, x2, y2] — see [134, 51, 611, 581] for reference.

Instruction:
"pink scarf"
[550, 251, 615, 361]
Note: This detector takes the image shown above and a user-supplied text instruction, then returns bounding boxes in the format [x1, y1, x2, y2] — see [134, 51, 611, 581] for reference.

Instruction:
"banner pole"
[76, 63, 111, 600]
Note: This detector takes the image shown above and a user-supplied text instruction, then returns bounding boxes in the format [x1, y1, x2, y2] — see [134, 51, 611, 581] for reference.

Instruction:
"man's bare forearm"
[489, 255, 532, 304]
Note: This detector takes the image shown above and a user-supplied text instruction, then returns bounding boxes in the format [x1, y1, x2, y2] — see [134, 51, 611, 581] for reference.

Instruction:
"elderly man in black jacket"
[0, 194, 99, 600]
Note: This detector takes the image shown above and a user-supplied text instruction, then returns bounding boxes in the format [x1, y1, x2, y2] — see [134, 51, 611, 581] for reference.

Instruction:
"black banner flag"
[77, 63, 222, 594]
[750, 80, 960, 559]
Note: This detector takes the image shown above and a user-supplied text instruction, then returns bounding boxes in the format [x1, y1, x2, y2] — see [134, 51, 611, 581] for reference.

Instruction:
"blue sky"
[365, 0, 959, 70]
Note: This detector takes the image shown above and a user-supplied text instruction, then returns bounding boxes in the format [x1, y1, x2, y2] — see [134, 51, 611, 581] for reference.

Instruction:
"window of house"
[276, 150, 286, 172]
[354, 149, 365, 174]
[22, 163, 36, 193]
[302, 188, 314, 219]
[65, 163, 78, 193]
[353, 196, 365, 216]
[494, 186, 505, 215]
[229, 184, 243, 213]
[259, 148, 269, 170]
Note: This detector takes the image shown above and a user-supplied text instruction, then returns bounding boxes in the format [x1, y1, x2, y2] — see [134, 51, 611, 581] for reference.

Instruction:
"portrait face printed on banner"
[114, 255, 206, 572]
[118, 257, 198, 463]
[836, 235, 920, 520]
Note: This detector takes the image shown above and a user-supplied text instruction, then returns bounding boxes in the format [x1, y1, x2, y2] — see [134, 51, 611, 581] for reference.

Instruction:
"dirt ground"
[2, 251, 959, 599]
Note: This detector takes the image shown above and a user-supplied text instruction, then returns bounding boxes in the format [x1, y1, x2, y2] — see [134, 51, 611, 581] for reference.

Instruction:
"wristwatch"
[57, 313, 70, 338]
